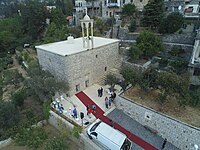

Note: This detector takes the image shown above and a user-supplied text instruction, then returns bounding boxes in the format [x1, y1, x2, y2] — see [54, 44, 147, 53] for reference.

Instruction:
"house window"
[140, 0, 142, 2]
[105, 67, 107, 71]
[131, 0, 133, 3]
[96, 55, 98, 58]
[106, 11, 108, 16]
[123, 0, 125, 4]
[76, 84, 80, 92]
[104, 0, 107, 6]
[85, 80, 89, 87]
[110, 12, 112, 17]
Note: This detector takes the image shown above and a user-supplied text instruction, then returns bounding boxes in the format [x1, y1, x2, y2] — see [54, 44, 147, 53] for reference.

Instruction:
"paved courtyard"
[51, 84, 179, 150]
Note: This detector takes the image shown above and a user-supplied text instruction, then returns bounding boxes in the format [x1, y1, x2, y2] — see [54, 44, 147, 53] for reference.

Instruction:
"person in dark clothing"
[97, 88, 100, 97]
[100, 87, 103, 97]
[113, 92, 116, 100]
[161, 138, 167, 149]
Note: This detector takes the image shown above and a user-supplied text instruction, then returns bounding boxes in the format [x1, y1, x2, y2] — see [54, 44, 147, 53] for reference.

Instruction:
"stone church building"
[36, 14, 120, 95]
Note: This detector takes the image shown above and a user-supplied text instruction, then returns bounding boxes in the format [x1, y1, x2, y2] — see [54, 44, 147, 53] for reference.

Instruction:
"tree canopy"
[25, 61, 69, 102]
[0, 101, 19, 140]
[136, 31, 164, 58]
[21, 0, 49, 40]
[159, 12, 184, 34]
[142, 0, 165, 29]
[122, 3, 136, 17]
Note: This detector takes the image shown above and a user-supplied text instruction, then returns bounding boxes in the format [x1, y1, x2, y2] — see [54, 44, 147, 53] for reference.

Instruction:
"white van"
[87, 119, 132, 150]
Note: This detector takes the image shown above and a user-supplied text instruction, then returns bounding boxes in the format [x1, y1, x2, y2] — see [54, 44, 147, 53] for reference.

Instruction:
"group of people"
[69, 106, 78, 119]
[105, 92, 116, 109]
[97, 87, 103, 97]
[51, 101, 64, 114]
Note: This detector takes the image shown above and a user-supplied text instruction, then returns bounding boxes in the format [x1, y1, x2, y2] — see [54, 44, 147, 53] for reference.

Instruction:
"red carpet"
[76, 91, 158, 150]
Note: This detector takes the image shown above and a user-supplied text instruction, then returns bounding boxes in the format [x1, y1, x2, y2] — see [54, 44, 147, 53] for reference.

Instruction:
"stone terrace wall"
[162, 34, 195, 45]
[49, 110, 102, 150]
[118, 28, 195, 45]
[115, 95, 200, 150]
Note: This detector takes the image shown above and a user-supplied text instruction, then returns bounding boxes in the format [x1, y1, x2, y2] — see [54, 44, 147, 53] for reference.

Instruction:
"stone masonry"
[115, 94, 200, 150]
[37, 42, 120, 95]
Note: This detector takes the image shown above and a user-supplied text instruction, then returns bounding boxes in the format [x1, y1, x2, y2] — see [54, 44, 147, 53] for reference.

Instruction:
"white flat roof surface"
[96, 121, 126, 147]
[35, 37, 119, 56]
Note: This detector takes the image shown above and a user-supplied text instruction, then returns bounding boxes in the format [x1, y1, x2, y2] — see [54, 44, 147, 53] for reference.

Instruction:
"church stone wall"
[37, 49, 67, 80]
[64, 42, 120, 95]
[37, 42, 120, 95]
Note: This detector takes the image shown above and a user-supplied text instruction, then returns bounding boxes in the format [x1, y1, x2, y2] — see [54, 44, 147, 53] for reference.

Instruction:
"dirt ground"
[124, 86, 200, 128]
[2, 124, 82, 150]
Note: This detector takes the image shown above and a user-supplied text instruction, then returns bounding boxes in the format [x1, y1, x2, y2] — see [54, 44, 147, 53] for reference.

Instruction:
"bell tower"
[80, 12, 94, 49]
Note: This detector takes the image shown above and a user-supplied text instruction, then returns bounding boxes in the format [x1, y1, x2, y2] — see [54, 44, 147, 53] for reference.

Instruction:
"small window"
[110, 12, 112, 17]
[76, 84, 80, 92]
[123, 0, 125, 3]
[140, 0, 142, 2]
[106, 11, 108, 16]
[131, 0, 133, 2]
[104, 0, 106, 5]
[96, 55, 98, 58]
[105, 67, 107, 71]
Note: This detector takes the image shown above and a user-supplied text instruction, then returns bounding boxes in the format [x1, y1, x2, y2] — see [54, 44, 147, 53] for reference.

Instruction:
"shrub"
[129, 45, 143, 60]
[14, 127, 48, 149]
[128, 19, 136, 32]
[12, 89, 26, 107]
[45, 137, 68, 150]
[71, 126, 82, 138]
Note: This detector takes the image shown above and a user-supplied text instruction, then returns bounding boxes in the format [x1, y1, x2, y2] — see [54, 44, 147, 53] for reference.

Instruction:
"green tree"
[120, 66, 140, 89]
[136, 31, 164, 58]
[128, 19, 136, 32]
[55, 0, 73, 15]
[129, 45, 143, 61]
[0, 101, 19, 140]
[95, 18, 106, 34]
[21, 0, 49, 40]
[25, 61, 69, 102]
[142, 0, 165, 29]
[105, 73, 118, 92]
[156, 72, 190, 105]
[122, 3, 136, 17]
[50, 8, 67, 28]
[12, 89, 26, 108]
[159, 12, 184, 34]
[0, 16, 24, 54]
[43, 22, 68, 43]
[170, 45, 184, 57]
[14, 126, 48, 149]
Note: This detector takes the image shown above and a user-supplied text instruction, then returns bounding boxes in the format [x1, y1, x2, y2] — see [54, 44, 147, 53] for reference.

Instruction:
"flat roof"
[35, 36, 119, 56]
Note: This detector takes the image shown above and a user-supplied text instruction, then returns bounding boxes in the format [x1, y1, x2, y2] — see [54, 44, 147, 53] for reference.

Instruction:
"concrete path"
[107, 109, 180, 150]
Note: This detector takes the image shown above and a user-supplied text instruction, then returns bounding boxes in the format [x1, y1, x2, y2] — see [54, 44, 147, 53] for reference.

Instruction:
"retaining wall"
[115, 94, 200, 150]
[48, 110, 102, 150]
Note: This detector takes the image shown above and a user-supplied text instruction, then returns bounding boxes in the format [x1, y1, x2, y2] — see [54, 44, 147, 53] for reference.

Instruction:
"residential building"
[73, 0, 102, 25]
[36, 14, 120, 95]
[189, 30, 200, 85]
